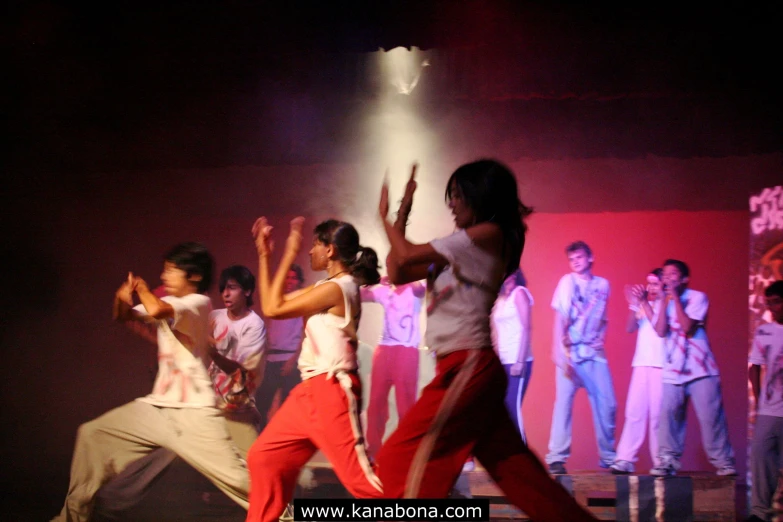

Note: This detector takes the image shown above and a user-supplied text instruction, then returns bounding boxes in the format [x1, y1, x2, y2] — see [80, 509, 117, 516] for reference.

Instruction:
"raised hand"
[130, 272, 149, 295]
[379, 176, 390, 220]
[252, 217, 275, 256]
[286, 216, 305, 253]
[116, 272, 134, 305]
[400, 163, 418, 209]
[631, 284, 647, 302]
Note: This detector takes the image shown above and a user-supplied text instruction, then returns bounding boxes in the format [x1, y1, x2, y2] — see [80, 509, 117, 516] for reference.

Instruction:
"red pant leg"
[246, 383, 317, 522]
[474, 410, 598, 522]
[366, 345, 393, 458]
[377, 349, 499, 498]
[393, 346, 419, 421]
[308, 372, 383, 498]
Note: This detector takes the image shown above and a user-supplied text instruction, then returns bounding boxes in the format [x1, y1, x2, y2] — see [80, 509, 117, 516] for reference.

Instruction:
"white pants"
[615, 366, 662, 465]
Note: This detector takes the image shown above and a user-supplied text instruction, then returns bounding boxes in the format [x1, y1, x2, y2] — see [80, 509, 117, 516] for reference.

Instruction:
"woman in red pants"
[375, 160, 597, 522]
[246, 217, 383, 522]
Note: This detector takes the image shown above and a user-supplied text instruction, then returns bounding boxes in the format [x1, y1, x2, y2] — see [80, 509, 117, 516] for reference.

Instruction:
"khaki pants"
[53, 400, 250, 522]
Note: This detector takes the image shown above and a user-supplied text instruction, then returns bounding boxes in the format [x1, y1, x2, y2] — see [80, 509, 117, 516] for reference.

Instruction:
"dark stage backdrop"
[0, 157, 766, 511]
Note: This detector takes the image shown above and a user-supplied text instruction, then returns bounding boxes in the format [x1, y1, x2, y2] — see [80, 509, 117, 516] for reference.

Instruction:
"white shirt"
[425, 230, 506, 355]
[491, 286, 534, 365]
[551, 273, 610, 363]
[361, 282, 425, 348]
[298, 274, 360, 380]
[135, 293, 216, 408]
[662, 288, 720, 384]
[749, 321, 783, 418]
[208, 309, 267, 412]
[631, 302, 666, 368]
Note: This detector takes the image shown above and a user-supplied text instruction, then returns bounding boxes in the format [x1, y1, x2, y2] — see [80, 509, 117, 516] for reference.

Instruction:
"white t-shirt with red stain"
[425, 230, 506, 355]
[749, 321, 783, 418]
[208, 308, 267, 413]
[135, 293, 217, 408]
[298, 274, 361, 380]
[360, 281, 425, 348]
[551, 273, 610, 363]
[662, 288, 720, 384]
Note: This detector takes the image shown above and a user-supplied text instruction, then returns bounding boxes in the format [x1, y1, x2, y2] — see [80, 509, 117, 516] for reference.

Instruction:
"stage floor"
[26, 453, 748, 522]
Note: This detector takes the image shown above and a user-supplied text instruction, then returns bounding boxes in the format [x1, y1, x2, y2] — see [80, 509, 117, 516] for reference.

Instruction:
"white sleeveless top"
[491, 286, 535, 365]
[298, 274, 361, 380]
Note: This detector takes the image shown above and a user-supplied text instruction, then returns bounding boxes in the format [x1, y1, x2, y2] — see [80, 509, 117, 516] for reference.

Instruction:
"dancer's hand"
[252, 217, 275, 256]
[624, 284, 644, 305]
[116, 273, 134, 305]
[510, 361, 525, 377]
[400, 163, 418, 211]
[379, 177, 390, 220]
[286, 217, 305, 254]
[130, 273, 149, 295]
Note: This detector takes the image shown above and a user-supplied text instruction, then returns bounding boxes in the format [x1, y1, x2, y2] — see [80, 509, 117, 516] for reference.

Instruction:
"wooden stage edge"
[300, 462, 739, 522]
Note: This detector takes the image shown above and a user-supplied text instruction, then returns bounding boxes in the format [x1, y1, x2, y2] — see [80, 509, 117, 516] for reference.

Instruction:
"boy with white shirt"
[546, 241, 617, 474]
[92, 265, 265, 519]
[52, 243, 250, 522]
[748, 280, 783, 522]
[651, 259, 735, 477]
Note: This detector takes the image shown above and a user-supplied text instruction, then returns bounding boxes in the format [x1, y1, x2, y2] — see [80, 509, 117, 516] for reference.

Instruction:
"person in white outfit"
[610, 268, 665, 474]
[491, 268, 534, 441]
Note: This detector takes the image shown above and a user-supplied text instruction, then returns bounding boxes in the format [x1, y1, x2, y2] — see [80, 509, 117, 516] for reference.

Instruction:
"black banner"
[293, 499, 490, 521]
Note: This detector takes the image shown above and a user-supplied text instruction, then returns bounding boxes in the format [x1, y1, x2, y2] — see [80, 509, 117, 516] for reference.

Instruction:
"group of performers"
[49, 159, 783, 522]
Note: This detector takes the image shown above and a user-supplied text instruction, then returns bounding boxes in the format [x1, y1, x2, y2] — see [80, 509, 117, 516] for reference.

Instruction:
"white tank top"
[298, 274, 361, 380]
[491, 286, 534, 365]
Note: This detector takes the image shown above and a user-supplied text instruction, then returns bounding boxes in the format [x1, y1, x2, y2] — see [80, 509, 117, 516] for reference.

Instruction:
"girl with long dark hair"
[375, 161, 597, 521]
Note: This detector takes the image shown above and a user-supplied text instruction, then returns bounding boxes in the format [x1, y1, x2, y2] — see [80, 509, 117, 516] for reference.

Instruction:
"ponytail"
[351, 246, 381, 286]
[314, 219, 380, 286]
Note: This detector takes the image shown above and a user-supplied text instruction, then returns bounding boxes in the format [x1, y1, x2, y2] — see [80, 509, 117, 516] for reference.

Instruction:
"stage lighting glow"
[383, 46, 430, 95]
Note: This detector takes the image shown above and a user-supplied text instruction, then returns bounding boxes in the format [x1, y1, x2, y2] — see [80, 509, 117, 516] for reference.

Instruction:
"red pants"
[375, 349, 597, 522]
[366, 344, 419, 457]
[246, 372, 382, 522]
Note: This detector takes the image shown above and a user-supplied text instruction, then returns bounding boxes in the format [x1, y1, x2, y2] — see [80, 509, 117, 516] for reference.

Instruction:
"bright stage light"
[381, 46, 430, 96]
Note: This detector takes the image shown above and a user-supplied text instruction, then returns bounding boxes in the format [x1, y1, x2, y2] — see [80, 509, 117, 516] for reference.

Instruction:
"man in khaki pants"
[52, 243, 250, 522]
[91, 264, 268, 519]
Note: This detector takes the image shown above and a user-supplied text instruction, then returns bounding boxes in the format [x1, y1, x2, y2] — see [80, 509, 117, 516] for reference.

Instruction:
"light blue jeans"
[546, 359, 617, 467]
[658, 377, 735, 470]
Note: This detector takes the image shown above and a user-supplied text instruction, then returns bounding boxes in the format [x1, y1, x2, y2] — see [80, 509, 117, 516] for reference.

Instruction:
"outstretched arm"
[133, 275, 174, 320]
[253, 217, 345, 319]
[379, 166, 446, 284]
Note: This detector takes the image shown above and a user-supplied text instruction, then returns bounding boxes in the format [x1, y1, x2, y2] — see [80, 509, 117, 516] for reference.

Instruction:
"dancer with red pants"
[361, 276, 425, 457]
[375, 161, 597, 521]
[246, 217, 383, 522]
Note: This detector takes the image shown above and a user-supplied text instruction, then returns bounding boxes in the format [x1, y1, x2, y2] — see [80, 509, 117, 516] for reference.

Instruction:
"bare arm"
[509, 289, 532, 377]
[670, 291, 697, 336]
[654, 296, 670, 337]
[134, 276, 175, 320]
[210, 350, 244, 375]
[750, 364, 762, 412]
[551, 311, 570, 369]
[253, 217, 343, 320]
[626, 309, 640, 334]
[382, 218, 446, 284]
